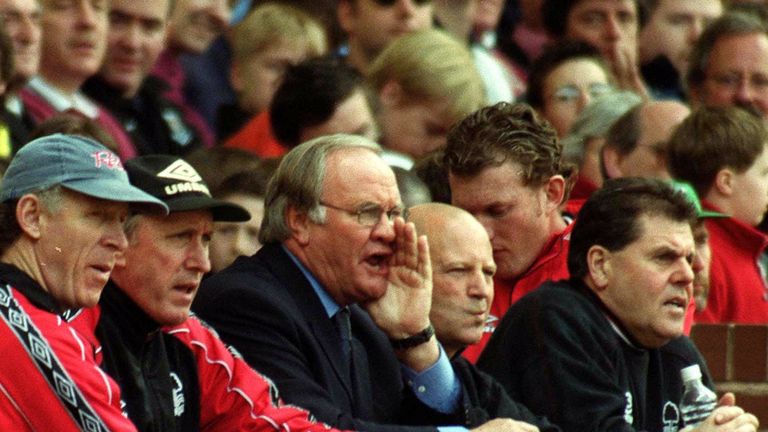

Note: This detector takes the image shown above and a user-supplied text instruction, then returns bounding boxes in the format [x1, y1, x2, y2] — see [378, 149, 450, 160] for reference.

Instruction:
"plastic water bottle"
[679, 364, 717, 428]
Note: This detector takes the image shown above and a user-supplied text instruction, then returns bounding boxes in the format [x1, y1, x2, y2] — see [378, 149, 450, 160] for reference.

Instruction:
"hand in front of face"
[470, 418, 540, 432]
[364, 217, 432, 337]
[688, 393, 759, 432]
[610, 43, 649, 100]
[363, 217, 438, 371]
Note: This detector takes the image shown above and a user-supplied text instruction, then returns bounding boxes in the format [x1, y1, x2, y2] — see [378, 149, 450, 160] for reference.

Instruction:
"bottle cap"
[681, 364, 702, 382]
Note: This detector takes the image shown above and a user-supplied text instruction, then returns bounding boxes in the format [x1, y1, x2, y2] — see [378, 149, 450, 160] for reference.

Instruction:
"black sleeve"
[478, 288, 637, 432]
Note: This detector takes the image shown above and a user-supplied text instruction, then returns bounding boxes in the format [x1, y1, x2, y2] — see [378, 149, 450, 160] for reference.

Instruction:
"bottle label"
[681, 401, 717, 426]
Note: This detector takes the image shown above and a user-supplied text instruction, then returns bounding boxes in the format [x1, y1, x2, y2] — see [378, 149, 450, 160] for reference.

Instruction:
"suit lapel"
[261, 244, 357, 407]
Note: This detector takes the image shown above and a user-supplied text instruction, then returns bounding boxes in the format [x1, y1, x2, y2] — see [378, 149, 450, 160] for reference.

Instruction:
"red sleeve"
[167, 316, 345, 432]
[0, 287, 137, 432]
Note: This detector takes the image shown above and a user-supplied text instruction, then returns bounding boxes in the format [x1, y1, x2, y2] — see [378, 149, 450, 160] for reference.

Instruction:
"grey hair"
[561, 90, 643, 167]
[258, 134, 382, 244]
[37, 185, 64, 214]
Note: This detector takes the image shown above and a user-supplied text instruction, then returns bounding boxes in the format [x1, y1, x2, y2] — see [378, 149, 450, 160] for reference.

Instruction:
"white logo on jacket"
[624, 391, 634, 424]
[170, 372, 185, 417]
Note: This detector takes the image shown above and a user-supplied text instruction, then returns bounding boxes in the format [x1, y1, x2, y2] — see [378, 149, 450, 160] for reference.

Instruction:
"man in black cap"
[71, 155, 341, 432]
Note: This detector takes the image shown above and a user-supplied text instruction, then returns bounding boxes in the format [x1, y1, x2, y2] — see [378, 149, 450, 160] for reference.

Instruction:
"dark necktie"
[335, 307, 353, 363]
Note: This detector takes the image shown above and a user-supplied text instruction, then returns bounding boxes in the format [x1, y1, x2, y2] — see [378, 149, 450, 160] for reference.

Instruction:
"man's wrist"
[390, 324, 435, 350]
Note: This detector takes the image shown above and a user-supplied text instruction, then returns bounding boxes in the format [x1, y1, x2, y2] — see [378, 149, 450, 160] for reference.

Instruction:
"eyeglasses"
[320, 201, 408, 226]
[371, 0, 432, 7]
[708, 72, 768, 94]
[551, 83, 613, 104]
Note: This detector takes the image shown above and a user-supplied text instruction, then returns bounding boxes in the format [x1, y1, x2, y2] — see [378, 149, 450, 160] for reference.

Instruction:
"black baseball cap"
[124, 155, 251, 222]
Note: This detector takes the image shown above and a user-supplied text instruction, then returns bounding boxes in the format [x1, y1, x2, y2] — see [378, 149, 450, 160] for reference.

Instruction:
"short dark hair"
[444, 102, 575, 200]
[687, 11, 768, 89]
[413, 149, 451, 204]
[29, 113, 118, 154]
[568, 177, 698, 279]
[270, 56, 367, 148]
[0, 200, 21, 256]
[600, 104, 643, 179]
[542, 0, 644, 38]
[667, 106, 768, 197]
[526, 40, 608, 110]
[211, 169, 269, 200]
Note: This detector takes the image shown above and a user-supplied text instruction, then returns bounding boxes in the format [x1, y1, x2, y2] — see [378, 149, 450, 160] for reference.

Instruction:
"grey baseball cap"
[0, 134, 168, 214]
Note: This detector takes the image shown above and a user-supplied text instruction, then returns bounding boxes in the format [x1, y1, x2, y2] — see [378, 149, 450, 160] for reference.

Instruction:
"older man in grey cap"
[0, 134, 166, 431]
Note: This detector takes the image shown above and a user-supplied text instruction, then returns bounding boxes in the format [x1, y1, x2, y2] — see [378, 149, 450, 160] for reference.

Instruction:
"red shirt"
[694, 202, 768, 323]
[225, 111, 289, 159]
[462, 223, 573, 363]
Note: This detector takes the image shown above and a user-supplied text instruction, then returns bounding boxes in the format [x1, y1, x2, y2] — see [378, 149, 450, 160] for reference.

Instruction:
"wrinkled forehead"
[322, 147, 399, 201]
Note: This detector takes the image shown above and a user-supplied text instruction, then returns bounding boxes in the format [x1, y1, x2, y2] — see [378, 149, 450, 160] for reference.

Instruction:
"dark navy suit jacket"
[193, 243, 453, 431]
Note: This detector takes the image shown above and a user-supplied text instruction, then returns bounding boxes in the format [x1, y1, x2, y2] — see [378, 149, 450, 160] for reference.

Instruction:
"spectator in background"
[0, 26, 18, 159]
[0, 0, 41, 155]
[638, 0, 723, 100]
[185, 146, 262, 192]
[152, 0, 233, 148]
[687, 11, 768, 118]
[444, 102, 574, 363]
[392, 166, 431, 208]
[0, 134, 166, 431]
[667, 106, 768, 323]
[29, 112, 119, 153]
[83, 0, 207, 157]
[219, 2, 327, 141]
[433, 0, 518, 103]
[541, 0, 647, 96]
[368, 28, 486, 163]
[495, 0, 551, 81]
[413, 148, 452, 204]
[526, 40, 615, 137]
[209, 169, 269, 273]
[227, 56, 378, 159]
[337, 0, 433, 72]
[20, 0, 137, 159]
[560, 89, 642, 199]
[601, 100, 690, 180]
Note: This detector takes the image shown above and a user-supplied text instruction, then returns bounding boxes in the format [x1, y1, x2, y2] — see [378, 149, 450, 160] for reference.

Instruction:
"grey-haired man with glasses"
[194, 133, 527, 432]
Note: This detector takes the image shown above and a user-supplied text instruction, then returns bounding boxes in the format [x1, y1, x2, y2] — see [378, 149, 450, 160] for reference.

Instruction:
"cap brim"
[164, 195, 251, 222]
[64, 178, 169, 215]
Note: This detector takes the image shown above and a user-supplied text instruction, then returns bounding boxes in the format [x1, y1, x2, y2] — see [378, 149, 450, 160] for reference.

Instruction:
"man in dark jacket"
[477, 177, 759, 432]
[83, 0, 205, 157]
[195, 134, 522, 431]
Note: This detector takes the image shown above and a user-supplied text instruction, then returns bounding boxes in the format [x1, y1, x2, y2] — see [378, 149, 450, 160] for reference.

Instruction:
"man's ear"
[16, 194, 44, 240]
[713, 168, 733, 197]
[602, 146, 624, 179]
[586, 245, 611, 291]
[543, 175, 566, 213]
[378, 80, 404, 109]
[286, 205, 311, 245]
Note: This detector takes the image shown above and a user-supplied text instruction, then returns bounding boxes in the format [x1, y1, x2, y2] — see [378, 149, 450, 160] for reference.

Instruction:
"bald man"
[408, 203, 560, 432]
[602, 100, 690, 180]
